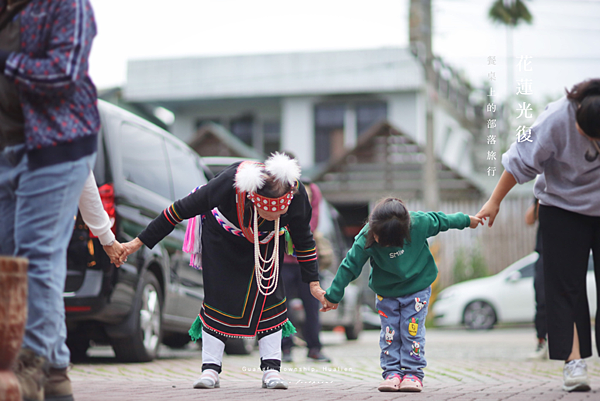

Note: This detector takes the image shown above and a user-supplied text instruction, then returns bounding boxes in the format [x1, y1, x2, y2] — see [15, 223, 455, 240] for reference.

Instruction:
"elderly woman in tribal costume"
[121, 153, 327, 390]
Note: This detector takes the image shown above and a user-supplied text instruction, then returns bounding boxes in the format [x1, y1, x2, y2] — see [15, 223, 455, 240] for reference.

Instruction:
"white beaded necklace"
[253, 206, 280, 296]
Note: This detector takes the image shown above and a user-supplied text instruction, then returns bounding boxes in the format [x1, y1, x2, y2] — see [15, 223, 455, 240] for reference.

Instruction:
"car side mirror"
[506, 271, 522, 283]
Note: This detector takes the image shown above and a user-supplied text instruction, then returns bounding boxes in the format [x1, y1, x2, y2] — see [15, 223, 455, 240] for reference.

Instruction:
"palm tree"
[488, 0, 533, 150]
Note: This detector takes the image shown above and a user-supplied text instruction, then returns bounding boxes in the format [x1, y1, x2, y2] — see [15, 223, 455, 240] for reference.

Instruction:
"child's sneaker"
[399, 374, 423, 392]
[193, 369, 220, 389]
[377, 373, 401, 392]
[262, 369, 288, 389]
[563, 359, 590, 392]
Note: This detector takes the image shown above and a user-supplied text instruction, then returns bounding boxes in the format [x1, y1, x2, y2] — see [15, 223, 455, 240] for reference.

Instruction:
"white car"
[432, 252, 596, 330]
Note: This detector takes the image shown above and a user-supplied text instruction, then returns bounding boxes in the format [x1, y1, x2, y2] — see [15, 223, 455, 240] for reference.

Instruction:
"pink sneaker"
[400, 374, 423, 392]
[377, 374, 401, 392]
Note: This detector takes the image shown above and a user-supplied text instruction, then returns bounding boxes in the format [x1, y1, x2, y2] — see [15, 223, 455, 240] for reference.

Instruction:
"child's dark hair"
[365, 197, 411, 248]
[566, 79, 600, 139]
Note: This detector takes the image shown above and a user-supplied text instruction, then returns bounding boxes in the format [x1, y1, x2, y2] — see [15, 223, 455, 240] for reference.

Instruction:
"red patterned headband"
[247, 186, 295, 212]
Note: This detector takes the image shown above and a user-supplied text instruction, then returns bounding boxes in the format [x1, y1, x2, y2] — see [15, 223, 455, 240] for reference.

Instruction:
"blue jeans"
[376, 286, 431, 382]
[0, 144, 94, 368]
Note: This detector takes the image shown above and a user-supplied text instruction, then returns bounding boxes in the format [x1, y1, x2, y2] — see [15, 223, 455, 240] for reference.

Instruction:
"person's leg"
[16, 154, 94, 370]
[539, 205, 593, 392]
[539, 206, 593, 360]
[0, 145, 21, 255]
[258, 329, 287, 389]
[397, 287, 430, 392]
[194, 329, 225, 389]
[529, 249, 548, 359]
[280, 264, 299, 357]
[592, 223, 600, 359]
[297, 271, 329, 361]
[376, 295, 402, 391]
[534, 253, 547, 338]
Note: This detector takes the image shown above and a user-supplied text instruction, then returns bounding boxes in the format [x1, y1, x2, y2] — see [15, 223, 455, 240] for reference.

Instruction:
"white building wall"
[171, 112, 195, 143]
[281, 97, 315, 169]
[433, 106, 474, 178]
[385, 92, 420, 143]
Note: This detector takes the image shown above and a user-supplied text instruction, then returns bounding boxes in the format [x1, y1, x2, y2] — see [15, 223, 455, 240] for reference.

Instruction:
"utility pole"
[410, 0, 439, 211]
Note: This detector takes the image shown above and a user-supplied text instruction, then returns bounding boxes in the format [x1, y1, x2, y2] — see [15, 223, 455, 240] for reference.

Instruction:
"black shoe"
[307, 349, 331, 362]
[282, 349, 293, 363]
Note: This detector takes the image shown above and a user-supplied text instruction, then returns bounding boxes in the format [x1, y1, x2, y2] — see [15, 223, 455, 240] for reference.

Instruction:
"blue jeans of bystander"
[0, 144, 94, 369]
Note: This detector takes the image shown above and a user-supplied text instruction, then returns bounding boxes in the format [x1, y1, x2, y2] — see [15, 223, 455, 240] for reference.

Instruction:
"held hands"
[309, 281, 338, 312]
[102, 237, 144, 268]
[475, 199, 501, 227]
[468, 215, 484, 229]
[102, 240, 127, 268]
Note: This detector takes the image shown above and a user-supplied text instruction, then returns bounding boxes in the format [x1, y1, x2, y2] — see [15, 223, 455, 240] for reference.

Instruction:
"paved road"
[70, 328, 600, 400]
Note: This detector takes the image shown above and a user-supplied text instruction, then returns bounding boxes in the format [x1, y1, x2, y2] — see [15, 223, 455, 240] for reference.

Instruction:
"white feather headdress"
[234, 162, 266, 193]
[265, 152, 301, 186]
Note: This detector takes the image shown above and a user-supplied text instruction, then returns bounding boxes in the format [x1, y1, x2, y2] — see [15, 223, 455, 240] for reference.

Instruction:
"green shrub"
[452, 244, 489, 284]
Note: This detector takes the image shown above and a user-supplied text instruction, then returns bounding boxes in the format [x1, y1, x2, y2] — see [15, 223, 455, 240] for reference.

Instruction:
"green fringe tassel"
[188, 316, 203, 342]
[284, 228, 294, 256]
[188, 316, 296, 341]
[282, 320, 296, 338]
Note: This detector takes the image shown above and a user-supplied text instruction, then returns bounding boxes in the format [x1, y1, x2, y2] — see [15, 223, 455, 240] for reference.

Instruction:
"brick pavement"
[70, 328, 600, 400]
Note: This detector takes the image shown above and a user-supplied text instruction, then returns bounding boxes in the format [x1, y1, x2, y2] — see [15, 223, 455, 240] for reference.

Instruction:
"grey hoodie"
[502, 96, 600, 217]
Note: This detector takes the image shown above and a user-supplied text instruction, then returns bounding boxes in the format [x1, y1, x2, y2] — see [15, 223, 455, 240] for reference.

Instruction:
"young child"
[322, 197, 481, 392]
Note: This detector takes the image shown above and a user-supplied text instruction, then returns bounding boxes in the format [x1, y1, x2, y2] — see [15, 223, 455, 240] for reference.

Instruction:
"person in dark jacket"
[0, 1, 99, 400]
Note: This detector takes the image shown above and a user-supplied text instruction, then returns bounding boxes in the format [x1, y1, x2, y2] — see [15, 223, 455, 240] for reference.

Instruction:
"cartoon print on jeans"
[385, 326, 395, 345]
[383, 350, 389, 355]
[408, 317, 419, 336]
[410, 341, 421, 360]
[378, 310, 388, 318]
[377, 294, 383, 302]
[415, 297, 427, 312]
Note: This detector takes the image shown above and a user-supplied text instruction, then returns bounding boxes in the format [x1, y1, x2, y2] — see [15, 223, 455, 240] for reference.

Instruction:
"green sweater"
[325, 211, 471, 303]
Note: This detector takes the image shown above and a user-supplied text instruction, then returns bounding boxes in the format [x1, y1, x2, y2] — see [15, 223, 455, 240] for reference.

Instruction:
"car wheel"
[224, 337, 255, 355]
[162, 333, 192, 349]
[112, 271, 163, 362]
[463, 301, 496, 330]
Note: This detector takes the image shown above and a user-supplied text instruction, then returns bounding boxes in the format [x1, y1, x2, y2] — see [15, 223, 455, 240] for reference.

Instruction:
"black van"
[65, 100, 208, 362]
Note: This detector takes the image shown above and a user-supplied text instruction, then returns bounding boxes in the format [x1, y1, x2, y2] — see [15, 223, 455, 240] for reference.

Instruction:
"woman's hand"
[120, 238, 144, 264]
[476, 200, 501, 227]
[102, 240, 126, 267]
[309, 281, 338, 312]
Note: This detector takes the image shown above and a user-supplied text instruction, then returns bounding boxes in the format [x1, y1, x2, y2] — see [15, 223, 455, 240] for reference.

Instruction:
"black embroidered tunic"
[138, 162, 319, 338]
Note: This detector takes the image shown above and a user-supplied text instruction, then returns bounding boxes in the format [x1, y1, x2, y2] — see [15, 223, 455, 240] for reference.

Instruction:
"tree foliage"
[488, 0, 533, 27]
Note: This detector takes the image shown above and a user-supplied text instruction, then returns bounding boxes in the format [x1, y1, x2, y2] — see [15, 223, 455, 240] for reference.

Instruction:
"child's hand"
[468, 215, 483, 229]
[321, 298, 338, 312]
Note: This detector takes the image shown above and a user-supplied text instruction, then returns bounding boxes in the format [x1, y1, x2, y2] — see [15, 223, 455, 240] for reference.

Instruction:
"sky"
[88, 0, 600, 106]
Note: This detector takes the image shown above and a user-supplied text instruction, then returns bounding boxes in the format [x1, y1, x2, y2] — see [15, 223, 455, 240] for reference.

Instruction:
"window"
[314, 103, 345, 163]
[120, 122, 172, 199]
[165, 139, 208, 200]
[263, 120, 281, 156]
[518, 263, 535, 279]
[356, 102, 387, 134]
[230, 115, 253, 146]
